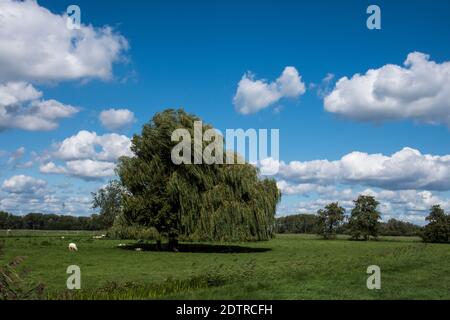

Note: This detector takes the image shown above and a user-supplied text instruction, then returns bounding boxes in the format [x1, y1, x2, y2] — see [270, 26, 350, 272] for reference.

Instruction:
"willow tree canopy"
[117, 109, 281, 242]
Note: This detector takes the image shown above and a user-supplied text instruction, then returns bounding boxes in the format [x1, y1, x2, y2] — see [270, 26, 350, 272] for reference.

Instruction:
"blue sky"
[1, 0, 450, 223]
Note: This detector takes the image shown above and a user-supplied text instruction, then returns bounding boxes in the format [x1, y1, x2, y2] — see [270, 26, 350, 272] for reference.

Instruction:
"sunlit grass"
[0, 231, 448, 299]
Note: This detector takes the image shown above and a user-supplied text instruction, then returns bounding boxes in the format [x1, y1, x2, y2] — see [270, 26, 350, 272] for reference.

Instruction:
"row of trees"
[276, 214, 318, 234]
[2, 198, 449, 244]
[276, 213, 422, 237]
[276, 195, 450, 243]
[316, 195, 381, 240]
[0, 212, 108, 231]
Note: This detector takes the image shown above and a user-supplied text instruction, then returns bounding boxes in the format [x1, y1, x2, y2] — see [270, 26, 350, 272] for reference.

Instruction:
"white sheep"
[93, 234, 107, 239]
[68, 243, 78, 252]
[6, 229, 11, 236]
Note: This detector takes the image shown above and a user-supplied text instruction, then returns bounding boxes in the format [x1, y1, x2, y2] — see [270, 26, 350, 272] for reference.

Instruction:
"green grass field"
[1, 230, 449, 299]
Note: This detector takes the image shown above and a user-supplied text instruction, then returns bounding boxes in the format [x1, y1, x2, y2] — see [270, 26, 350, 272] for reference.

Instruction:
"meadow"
[0, 230, 449, 299]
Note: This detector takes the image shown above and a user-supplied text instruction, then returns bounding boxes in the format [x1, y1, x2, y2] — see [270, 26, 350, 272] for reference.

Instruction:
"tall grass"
[0, 242, 45, 300]
[48, 260, 258, 300]
[49, 272, 228, 300]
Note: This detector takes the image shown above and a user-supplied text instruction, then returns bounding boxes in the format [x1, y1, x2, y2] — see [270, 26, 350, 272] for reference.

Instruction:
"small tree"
[348, 195, 381, 240]
[91, 180, 125, 229]
[317, 202, 345, 239]
[421, 205, 450, 243]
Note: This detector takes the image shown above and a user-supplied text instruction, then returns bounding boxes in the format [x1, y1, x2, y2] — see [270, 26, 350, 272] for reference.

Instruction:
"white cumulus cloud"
[324, 52, 450, 126]
[233, 67, 306, 114]
[99, 108, 135, 130]
[261, 147, 450, 191]
[276, 184, 450, 224]
[40, 130, 132, 180]
[0, 0, 128, 83]
[0, 82, 78, 131]
[2, 175, 46, 194]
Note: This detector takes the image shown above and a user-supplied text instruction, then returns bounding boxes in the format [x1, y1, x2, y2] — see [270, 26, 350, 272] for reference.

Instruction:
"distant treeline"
[0, 212, 108, 231]
[0, 211, 424, 237]
[276, 214, 422, 237]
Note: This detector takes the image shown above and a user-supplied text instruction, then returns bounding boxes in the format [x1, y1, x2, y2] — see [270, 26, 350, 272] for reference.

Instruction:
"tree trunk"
[168, 237, 179, 252]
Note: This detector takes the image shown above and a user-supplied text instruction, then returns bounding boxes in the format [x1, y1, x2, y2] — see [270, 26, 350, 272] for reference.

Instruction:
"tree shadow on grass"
[118, 242, 271, 253]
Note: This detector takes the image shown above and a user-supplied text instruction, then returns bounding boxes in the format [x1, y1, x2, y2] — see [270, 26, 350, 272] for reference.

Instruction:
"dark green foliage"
[91, 180, 125, 228]
[275, 214, 318, 234]
[379, 219, 422, 237]
[0, 212, 107, 231]
[421, 205, 450, 243]
[316, 202, 345, 239]
[348, 195, 381, 240]
[108, 222, 160, 241]
[117, 109, 281, 244]
[0, 212, 8, 229]
[275, 214, 423, 237]
[0, 242, 45, 300]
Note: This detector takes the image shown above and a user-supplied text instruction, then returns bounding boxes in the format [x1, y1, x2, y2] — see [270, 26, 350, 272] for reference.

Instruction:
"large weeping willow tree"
[117, 109, 280, 248]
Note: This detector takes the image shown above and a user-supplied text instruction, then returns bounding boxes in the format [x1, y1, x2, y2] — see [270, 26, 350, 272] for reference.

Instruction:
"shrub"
[108, 217, 160, 241]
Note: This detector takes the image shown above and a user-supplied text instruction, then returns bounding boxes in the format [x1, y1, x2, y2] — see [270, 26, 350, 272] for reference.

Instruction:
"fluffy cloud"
[2, 175, 46, 194]
[233, 67, 306, 114]
[324, 52, 450, 126]
[0, 175, 93, 215]
[262, 147, 450, 191]
[53, 130, 132, 161]
[0, 82, 78, 131]
[270, 146, 450, 223]
[1, 174, 50, 214]
[99, 108, 135, 130]
[40, 160, 116, 179]
[39, 162, 66, 175]
[276, 180, 336, 196]
[276, 185, 450, 224]
[0, 0, 128, 83]
[40, 130, 132, 180]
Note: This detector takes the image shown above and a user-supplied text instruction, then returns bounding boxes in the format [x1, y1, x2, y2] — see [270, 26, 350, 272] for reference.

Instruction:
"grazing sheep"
[117, 243, 127, 247]
[68, 243, 78, 252]
[6, 229, 11, 236]
[93, 234, 107, 239]
[61, 236, 65, 239]
[135, 248, 142, 252]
